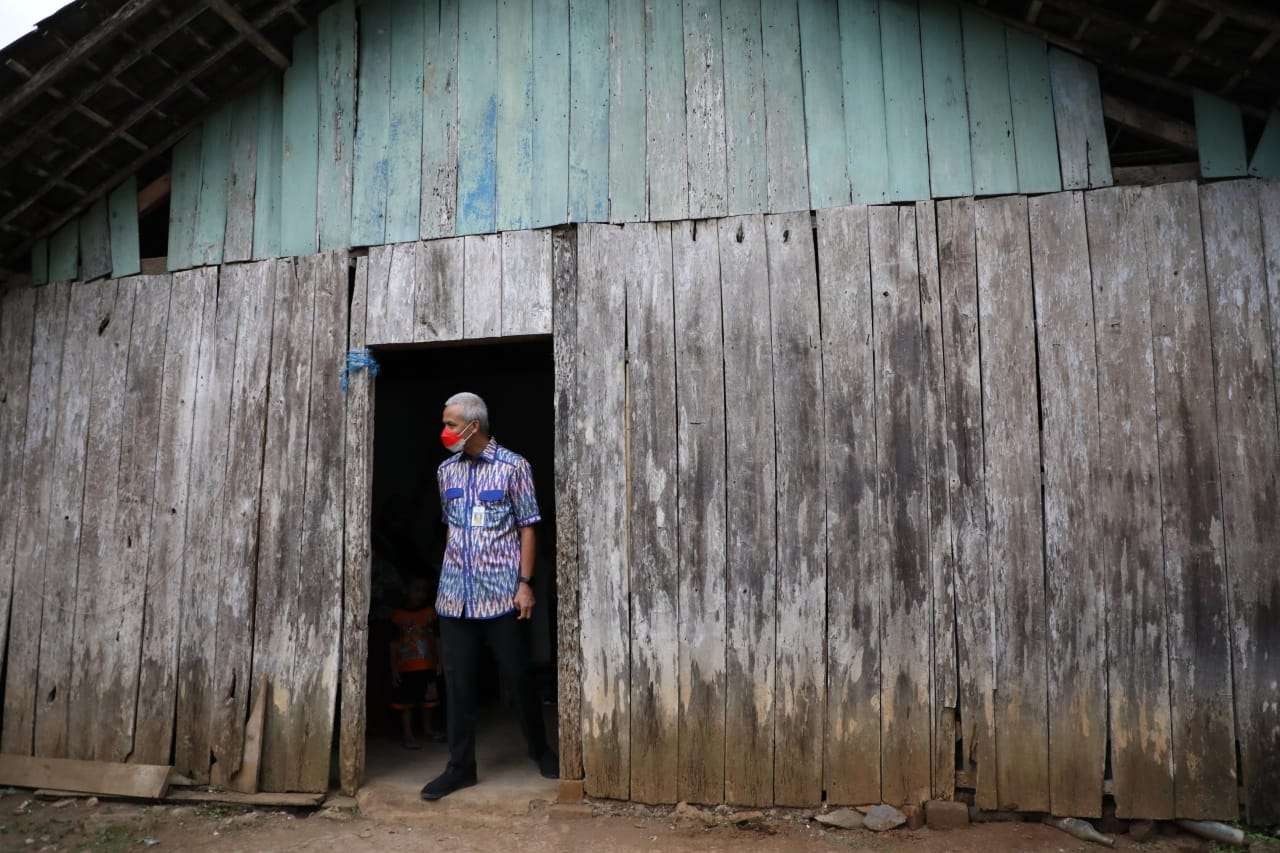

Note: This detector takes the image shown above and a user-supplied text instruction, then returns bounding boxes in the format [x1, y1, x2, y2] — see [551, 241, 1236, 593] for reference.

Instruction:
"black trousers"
[439, 612, 548, 774]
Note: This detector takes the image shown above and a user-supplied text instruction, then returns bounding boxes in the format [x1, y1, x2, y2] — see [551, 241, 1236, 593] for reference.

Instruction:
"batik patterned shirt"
[435, 438, 541, 619]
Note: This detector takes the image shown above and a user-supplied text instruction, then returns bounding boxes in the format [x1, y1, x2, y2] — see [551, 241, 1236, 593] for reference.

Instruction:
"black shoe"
[421, 765, 477, 800]
[537, 749, 560, 780]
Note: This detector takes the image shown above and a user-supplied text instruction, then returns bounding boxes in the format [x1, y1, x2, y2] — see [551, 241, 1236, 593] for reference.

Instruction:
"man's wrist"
[518, 575, 533, 586]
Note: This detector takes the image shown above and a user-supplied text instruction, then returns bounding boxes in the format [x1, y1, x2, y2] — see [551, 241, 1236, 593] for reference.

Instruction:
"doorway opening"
[363, 338, 558, 808]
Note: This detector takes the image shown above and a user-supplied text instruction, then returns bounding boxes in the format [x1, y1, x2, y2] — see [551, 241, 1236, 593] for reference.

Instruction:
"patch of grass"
[77, 823, 138, 853]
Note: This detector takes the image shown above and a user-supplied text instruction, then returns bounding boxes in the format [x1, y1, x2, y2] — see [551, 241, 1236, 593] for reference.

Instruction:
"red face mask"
[441, 423, 473, 452]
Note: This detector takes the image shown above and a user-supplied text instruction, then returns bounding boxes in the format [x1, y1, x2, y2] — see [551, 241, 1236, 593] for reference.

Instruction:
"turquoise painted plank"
[1048, 49, 1110, 189]
[387, 0, 425, 242]
[531, 0, 569, 227]
[282, 27, 320, 256]
[761, 0, 809, 212]
[79, 196, 111, 280]
[840, 0, 887, 203]
[31, 238, 48, 286]
[318, 0, 357, 251]
[352, 0, 391, 246]
[253, 77, 284, 259]
[1194, 89, 1248, 178]
[223, 92, 259, 262]
[919, 0, 971, 198]
[880, 0, 929, 201]
[108, 176, 141, 278]
[49, 219, 78, 282]
[1249, 111, 1280, 178]
[497, 0, 534, 231]
[568, 0, 609, 221]
[798, 0, 848, 208]
[167, 128, 202, 271]
[1006, 28, 1060, 194]
[194, 102, 233, 265]
[422, 0, 460, 238]
[609, 0, 646, 222]
[961, 7, 1016, 196]
[683, 0, 728, 217]
[647, 0, 689, 220]
[723, 0, 765, 214]
[457, 0, 499, 234]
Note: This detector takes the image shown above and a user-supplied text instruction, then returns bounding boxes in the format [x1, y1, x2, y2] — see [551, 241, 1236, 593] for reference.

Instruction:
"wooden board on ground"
[626, 222, 679, 805]
[165, 789, 324, 807]
[1085, 186, 1175, 819]
[816, 204, 879, 806]
[1028, 191, 1106, 818]
[974, 195, 1048, 811]
[766, 211, 824, 806]
[0, 755, 171, 799]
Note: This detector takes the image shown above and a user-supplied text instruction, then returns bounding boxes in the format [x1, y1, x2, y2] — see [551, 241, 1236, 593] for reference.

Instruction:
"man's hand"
[515, 583, 535, 620]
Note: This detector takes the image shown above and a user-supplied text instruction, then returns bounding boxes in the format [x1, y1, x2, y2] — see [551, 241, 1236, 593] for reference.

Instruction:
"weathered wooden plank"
[0, 287, 36, 695]
[576, 223, 630, 799]
[722, 0, 766, 214]
[1200, 180, 1280, 825]
[718, 213, 773, 805]
[962, 9, 1017, 196]
[798, 0, 848, 208]
[226, 674, 267, 793]
[362, 243, 392, 346]
[1, 283, 67, 756]
[164, 789, 322, 807]
[1140, 180, 1236, 820]
[1249, 111, 1280, 178]
[252, 77, 283, 260]
[936, 197, 996, 809]
[915, 199, 956, 801]
[840, 0, 888, 204]
[626, 222, 679, 804]
[531, 0, 570, 228]
[500, 229, 552, 336]
[133, 270, 207, 766]
[974, 194, 1048, 811]
[0, 755, 171, 799]
[683, 0, 727, 218]
[1193, 91, 1248, 179]
[31, 238, 48, 286]
[608, 0, 647, 222]
[1049, 49, 1111, 189]
[1029, 191, 1105, 818]
[174, 266, 238, 784]
[551, 226, 582, 780]
[387, 0, 426, 242]
[223, 92, 259, 262]
[194, 103, 233, 266]
[372, 240, 416, 345]
[282, 29, 320, 257]
[209, 261, 275, 785]
[816, 204, 879, 805]
[762, 0, 810, 212]
[646, 0, 689, 220]
[869, 205, 931, 807]
[49, 219, 79, 283]
[422, 0, 460, 238]
[1085, 186, 1175, 820]
[36, 279, 113, 758]
[919, 0, 972, 198]
[340, 254, 373, 795]
[1263, 182, 1280, 530]
[79, 197, 112, 281]
[167, 129, 201, 271]
[880, 0, 929, 202]
[766, 210, 823, 806]
[1007, 29, 1061, 195]
[352, 0, 391, 246]
[457, 0, 499, 234]
[463, 233, 502, 338]
[317, 0, 357, 251]
[497, 0, 534, 231]
[670, 219, 726, 804]
[414, 236, 465, 342]
[568, 0, 609, 222]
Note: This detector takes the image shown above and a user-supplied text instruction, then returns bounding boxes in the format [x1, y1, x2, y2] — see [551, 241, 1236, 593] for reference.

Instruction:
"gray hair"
[445, 391, 489, 433]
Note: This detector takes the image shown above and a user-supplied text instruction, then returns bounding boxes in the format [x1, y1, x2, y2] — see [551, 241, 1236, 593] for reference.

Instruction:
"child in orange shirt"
[390, 578, 445, 748]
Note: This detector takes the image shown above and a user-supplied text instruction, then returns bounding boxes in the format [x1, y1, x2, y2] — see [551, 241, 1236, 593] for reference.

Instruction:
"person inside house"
[421, 391, 559, 800]
[389, 577, 445, 749]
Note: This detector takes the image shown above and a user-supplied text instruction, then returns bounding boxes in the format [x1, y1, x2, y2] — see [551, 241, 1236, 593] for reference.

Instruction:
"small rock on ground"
[317, 807, 353, 822]
[1128, 820, 1155, 842]
[925, 800, 970, 831]
[863, 804, 907, 832]
[815, 808, 864, 830]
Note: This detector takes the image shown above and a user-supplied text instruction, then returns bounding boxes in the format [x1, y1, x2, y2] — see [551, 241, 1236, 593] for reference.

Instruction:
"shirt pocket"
[478, 489, 512, 528]
[442, 487, 466, 527]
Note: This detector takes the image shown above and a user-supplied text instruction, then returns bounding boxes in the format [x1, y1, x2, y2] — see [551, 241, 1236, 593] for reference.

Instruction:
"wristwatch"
[518, 575, 533, 586]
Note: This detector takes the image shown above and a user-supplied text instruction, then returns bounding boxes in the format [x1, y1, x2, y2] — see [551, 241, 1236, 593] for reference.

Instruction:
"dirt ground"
[4, 790, 1277, 853]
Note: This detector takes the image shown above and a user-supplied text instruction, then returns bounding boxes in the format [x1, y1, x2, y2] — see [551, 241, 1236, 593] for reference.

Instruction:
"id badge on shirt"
[470, 504, 486, 528]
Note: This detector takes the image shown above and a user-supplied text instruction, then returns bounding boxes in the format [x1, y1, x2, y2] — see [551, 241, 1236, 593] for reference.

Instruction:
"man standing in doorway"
[422, 391, 559, 801]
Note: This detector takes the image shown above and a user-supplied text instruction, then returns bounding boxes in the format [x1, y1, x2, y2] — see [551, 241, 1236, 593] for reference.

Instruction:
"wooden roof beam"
[1169, 11, 1226, 77]
[206, 0, 291, 69]
[1102, 94, 1198, 152]
[1177, 0, 1280, 35]
[0, 0, 164, 126]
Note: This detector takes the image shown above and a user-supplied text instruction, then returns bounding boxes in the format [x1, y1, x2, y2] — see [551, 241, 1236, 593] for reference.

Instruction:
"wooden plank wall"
[145, 0, 1112, 272]
[575, 178, 1280, 823]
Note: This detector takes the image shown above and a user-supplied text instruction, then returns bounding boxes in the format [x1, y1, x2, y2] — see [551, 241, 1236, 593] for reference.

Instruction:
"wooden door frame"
[337, 227, 582, 795]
